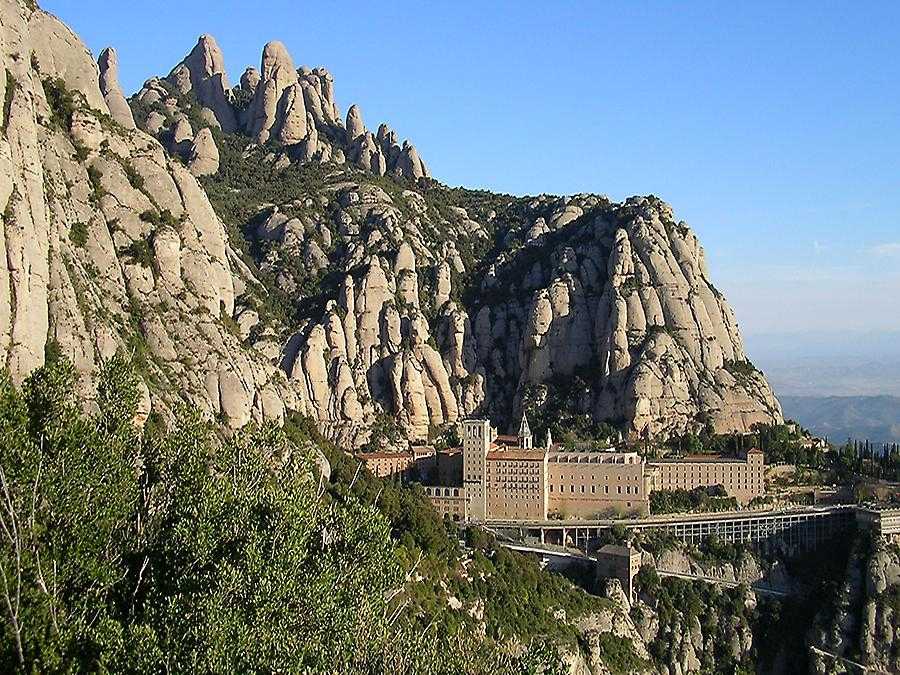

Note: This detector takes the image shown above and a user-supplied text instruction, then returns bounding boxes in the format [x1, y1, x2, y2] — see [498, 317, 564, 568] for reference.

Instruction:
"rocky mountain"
[0, 0, 781, 447]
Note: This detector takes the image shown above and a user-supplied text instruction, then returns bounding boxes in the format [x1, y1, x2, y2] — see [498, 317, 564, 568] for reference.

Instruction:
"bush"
[42, 77, 80, 130]
[68, 221, 88, 247]
[121, 159, 145, 191]
[2, 69, 16, 133]
[0, 357, 567, 673]
[86, 164, 106, 202]
[650, 485, 738, 514]
[124, 238, 154, 269]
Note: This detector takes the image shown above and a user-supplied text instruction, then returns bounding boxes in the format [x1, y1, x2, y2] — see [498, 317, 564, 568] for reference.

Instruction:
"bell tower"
[518, 413, 533, 449]
[462, 419, 491, 521]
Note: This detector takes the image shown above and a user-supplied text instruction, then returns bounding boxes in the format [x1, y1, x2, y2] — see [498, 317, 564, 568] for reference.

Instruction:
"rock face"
[134, 36, 432, 182]
[0, 1, 307, 430]
[812, 538, 900, 675]
[187, 127, 219, 176]
[0, 5, 780, 447]
[97, 48, 135, 129]
[166, 34, 237, 132]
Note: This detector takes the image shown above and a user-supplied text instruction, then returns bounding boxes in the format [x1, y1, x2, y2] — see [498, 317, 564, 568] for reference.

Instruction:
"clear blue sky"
[44, 0, 900, 343]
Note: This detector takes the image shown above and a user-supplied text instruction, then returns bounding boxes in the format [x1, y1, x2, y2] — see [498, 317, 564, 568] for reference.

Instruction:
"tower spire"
[545, 427, 553, 449]
[518, 413, 533, 449]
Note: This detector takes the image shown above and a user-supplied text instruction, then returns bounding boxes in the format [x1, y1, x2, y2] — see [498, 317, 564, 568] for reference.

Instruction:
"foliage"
[3, 69, 16, 134]
[596, 632, 651, 674]
[634, 571, 752, 672]
[68, 221, 88, 247]
[650, 485, 738, 515]
[0, 357, 570, 673]
[139, 208, 179, 229]
[86, 164, 105, 203]
[297, 412, 612, 657]
[358, 412, 405, 453]
[521, 377, 621, 448]
[124, 238, 154, 269]
[752, 535, 857, 673]
[41, 77, 82, 130]
[723, 358, 760, 383]
[120, 159, 145, 191]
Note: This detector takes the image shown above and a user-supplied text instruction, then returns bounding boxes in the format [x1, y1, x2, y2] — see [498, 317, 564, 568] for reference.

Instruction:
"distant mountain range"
[778, 395, 900, 445]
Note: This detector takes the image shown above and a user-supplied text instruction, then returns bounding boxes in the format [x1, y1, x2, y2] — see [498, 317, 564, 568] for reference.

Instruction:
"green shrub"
[139, 208, 178, 228]
[69, 221, 88, 247]
[2, 69, 16, 133]
[86, 164, 105, 202]
[42, 76, 80, 130]
[121, 159, 145, 191]
[124, 238, 154, 269]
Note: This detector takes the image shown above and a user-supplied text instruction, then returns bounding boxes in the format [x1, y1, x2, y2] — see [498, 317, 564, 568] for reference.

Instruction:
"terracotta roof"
[486, 449, 547, 461]
[356, 451, 412, 460]
[649, 454, 745, 464]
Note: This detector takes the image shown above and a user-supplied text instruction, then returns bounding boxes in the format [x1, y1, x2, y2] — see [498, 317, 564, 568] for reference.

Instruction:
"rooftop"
[597, 544, 637, 557]
[549, 449, 640, 464]
[649, 454, 750, 464]
[357, 451, 412, 459]
[486, 449, 547, 461]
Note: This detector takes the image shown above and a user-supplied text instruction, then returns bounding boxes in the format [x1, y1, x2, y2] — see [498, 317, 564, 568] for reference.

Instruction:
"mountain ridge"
[0, 2, 781, 447]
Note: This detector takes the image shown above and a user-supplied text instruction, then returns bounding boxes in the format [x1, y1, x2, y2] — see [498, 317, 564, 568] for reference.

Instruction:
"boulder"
[187, 127, 219, 176]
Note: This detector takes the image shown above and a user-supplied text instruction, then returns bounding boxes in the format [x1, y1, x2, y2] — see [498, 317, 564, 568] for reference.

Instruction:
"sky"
[43, 0, 900, 347]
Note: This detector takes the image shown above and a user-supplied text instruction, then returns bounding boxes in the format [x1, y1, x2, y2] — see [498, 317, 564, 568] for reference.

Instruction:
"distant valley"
[778, 395, 900, 445]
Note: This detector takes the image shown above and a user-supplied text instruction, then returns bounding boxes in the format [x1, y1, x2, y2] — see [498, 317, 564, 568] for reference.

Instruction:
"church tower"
[518, 413, 533, 449]
[462, 419, 491, 521]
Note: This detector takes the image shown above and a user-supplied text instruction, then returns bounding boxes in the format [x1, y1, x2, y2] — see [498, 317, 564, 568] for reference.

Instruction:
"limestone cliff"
[0, 1, 307, 427]
[810, 537, 900, 674]
[0, 3, 781, 445]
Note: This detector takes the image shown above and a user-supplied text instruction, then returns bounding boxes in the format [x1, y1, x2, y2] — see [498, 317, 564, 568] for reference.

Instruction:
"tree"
[0, 355, 567, 673]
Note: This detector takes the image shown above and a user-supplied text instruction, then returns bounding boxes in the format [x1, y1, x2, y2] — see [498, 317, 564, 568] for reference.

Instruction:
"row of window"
[549, 473, 641, 483]
[548, 484, 639, 495]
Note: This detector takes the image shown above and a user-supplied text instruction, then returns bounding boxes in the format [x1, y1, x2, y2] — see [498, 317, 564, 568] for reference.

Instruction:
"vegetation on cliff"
[4, 351, 658, 672]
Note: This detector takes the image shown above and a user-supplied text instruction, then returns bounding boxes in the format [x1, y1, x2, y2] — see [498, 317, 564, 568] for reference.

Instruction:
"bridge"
[485, 504, 857, 553]
[499, 541, 793, 597]
[655, 568, 791, 597]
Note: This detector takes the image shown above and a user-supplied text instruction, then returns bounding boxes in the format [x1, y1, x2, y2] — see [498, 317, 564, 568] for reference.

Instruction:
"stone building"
[355, 445, 435, 479]
[648, 449, 765, 504]
[595, 544, 642, 603]
[459, 417, 652, 521]
[366, 416, 767, 521]
[423, 485, 468, 521]
[548, 449, 651, 518]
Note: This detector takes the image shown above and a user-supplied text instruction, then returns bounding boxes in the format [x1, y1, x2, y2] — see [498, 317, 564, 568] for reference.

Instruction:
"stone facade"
[423, 485, 468, 521]
[455, 418, 652, 521]
[596, 545, 642, 603]
[648, 449, 765, 505]
[548, 450, 650, 518]
[356, 445, 435, 479]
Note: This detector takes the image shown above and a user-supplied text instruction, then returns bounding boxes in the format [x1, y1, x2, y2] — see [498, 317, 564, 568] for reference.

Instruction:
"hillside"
[780, 395, 900, 444]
